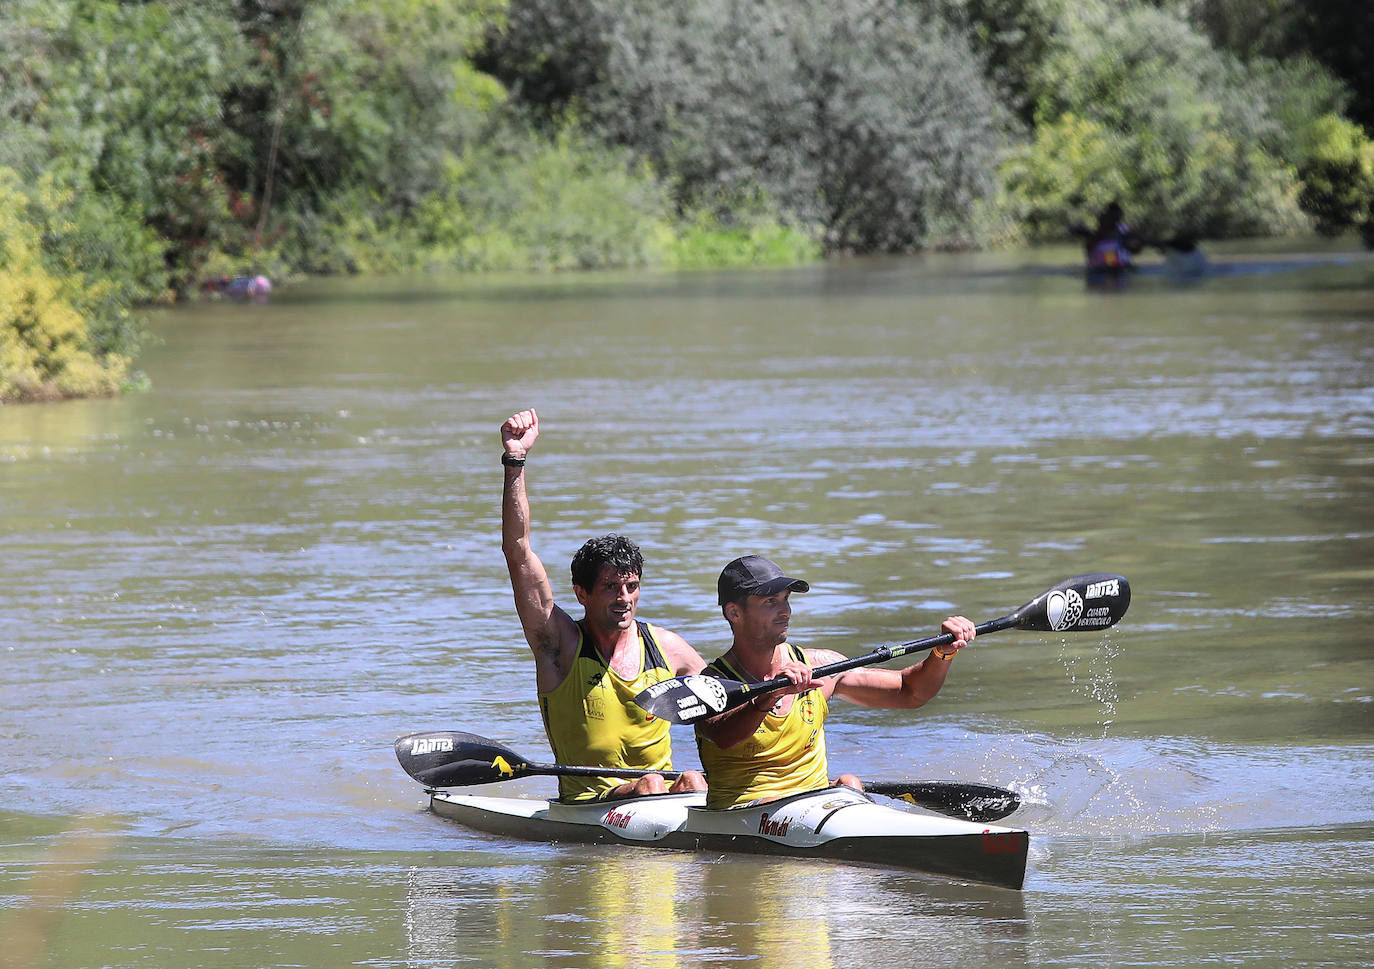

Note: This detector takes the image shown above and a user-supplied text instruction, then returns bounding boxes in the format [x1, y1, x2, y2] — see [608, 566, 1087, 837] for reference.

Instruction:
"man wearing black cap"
[695, 554, 975, 810]
[500, 408, 708, 801]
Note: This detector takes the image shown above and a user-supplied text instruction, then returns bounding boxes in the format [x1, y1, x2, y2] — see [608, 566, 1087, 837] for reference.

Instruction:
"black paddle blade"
[866, 780, 1022, 824]
[394, 730, 531, 788]
[1009, 573, 1130, 633]
[634, 673, 745, 725]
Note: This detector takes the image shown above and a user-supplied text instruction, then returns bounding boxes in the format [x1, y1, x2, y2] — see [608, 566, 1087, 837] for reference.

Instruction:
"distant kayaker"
[694, 555, 975, 810]
[200, 273, 273, 302]
[1068, 201, 1144, 274]
[500, 408, 708, 802]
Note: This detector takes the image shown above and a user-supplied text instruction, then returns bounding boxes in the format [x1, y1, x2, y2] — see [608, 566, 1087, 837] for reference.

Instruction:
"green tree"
[928, 0, 1069, 125]
[1183, 0, 1374, 131]
[36, 1, 246, 281]
[1005, 1, 1313, 239]
[1175, 0, 1300, 61]
[1, 0, 253, 290]
[1295, 114, 1374, 237]
[228, 0, 507, 270]
[486, 0, 1014, 253]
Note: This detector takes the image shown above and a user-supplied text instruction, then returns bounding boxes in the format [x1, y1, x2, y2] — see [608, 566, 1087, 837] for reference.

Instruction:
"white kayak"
[427, 785, 1029, 889]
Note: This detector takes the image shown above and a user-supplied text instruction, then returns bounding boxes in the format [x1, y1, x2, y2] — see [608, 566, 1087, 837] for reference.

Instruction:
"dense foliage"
[0, 170, 146, 401]
[483, 0, 1014, 251]
[1002, 2, 1316, 240]
[485, 0, 1374, 246]
[1182, 0, 1374, 130]
[2, 0, 1372, 400]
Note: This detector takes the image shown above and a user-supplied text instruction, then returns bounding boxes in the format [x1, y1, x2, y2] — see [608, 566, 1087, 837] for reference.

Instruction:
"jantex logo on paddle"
[1085, 579, 1120, 599]
[409, 737, 454, 754]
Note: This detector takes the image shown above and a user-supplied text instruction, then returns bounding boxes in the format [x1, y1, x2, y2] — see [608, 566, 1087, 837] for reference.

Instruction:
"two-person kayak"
[395, 730, 1029, 889]
[423, 785, 1029, 890]
[397, 575, 1133, 890]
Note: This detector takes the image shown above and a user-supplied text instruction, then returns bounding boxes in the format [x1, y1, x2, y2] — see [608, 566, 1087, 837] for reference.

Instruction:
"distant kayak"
[200, 274, 272, 302]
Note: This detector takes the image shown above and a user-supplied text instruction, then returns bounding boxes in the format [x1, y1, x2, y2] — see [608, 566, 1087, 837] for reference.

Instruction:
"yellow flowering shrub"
[1, 169, 129, 401]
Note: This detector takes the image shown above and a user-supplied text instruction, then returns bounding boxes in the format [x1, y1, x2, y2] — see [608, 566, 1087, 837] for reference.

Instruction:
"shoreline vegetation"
[3, 0, 1372, 403]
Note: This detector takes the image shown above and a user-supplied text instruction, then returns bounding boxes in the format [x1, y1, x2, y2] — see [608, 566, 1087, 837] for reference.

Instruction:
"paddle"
[1072, 220, 1200, 256]
[634, 572, 1131, 726]
[394, 730, 1022, 823]
[865, 781, 1021, 823]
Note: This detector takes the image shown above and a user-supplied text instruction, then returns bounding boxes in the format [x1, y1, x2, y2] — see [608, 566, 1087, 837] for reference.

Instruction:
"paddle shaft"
[737, 613, 1022, 698]
[393, 730, 1020, 822]
[488, 768, 1017, 823]
[636, 572, 1130, 724]
[520, 761, 682, 781]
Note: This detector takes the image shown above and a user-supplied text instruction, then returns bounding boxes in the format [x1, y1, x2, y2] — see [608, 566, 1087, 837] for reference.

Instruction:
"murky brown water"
[3, 242, 1372, 967]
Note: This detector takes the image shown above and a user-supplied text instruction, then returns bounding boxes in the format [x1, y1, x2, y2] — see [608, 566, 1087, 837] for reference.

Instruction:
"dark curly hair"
[570, 534, 644, 591]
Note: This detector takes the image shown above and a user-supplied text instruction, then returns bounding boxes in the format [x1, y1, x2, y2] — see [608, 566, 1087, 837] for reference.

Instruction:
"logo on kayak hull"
[981, 831, 1024, 855]
[758, 813, 790, 838]
[604, 808, 633, 829]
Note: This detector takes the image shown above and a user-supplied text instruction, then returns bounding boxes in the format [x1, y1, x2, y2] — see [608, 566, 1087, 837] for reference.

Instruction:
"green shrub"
[664, 187, 819, 268]
[1295, 114, 1374, 236]
[432, 124, 675, 271]
[264, 122, 707, 274]
[1001, 113, 1132, 241]
[0, 170, 135, 402]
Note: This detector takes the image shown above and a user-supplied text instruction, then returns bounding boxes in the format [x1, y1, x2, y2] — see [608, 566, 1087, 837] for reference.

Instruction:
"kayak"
[426, 785, 1029, 890]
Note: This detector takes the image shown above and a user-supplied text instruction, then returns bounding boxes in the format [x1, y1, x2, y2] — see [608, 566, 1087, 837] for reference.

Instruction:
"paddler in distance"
[501, 408, 708, 801]
[695, 555, 975, 810]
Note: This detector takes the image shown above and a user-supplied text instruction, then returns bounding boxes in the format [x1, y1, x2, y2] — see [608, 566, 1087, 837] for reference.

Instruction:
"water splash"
[1057, 633, 1122, 737]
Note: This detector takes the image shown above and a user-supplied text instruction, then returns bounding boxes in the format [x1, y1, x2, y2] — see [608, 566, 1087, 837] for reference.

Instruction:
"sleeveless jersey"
[695, 644, 831, 810]
[538, 620, 675, 802]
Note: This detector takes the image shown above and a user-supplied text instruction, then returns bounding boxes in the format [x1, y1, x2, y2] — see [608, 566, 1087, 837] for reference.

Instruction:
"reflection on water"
[403, 845, 1031, 969]
[405, 853, 697, 969]
[0, 815, 121, 969]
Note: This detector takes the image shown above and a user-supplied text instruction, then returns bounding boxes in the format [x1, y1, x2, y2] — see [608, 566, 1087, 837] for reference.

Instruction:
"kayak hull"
[428, 786, 1028, 890]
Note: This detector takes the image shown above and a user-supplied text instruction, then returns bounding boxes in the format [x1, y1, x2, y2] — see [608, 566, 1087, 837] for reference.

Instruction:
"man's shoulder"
[641, 621, 707, 673]
[800, 644, 846, 666]
[640, 620, 685, 645]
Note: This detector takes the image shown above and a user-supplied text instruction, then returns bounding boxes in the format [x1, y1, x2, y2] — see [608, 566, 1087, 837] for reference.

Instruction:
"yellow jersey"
[695, 645, 831, 810]
[538, 620, 676, 802]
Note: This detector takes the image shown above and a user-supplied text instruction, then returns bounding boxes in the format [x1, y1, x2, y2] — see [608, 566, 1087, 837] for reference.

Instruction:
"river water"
[2, 242, 1372, 968]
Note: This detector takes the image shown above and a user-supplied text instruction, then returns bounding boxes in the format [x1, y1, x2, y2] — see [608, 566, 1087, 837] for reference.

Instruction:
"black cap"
[718, 555, 810, 605]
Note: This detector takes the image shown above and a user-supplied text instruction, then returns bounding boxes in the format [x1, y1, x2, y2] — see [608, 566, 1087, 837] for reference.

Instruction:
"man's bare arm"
[500, 409, 577, 689]
[828, 616, 974, 709]
[648, 625, 708, 678]
[696, 654, 815, 750]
